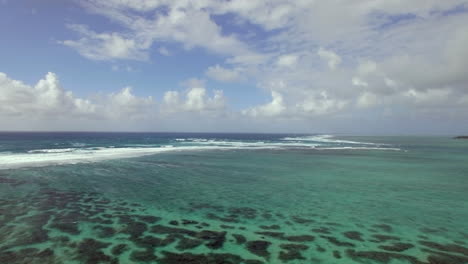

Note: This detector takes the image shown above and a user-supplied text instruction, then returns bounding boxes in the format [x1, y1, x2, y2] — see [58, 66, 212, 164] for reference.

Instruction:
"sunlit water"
[0, 133, 467, 263]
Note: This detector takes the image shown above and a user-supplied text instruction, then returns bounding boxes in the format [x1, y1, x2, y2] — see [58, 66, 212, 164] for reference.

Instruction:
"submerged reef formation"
[1, 175, 468, 264]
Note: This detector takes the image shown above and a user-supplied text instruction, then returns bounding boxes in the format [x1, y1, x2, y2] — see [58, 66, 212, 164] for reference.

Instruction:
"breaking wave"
[0, 135, 400, 169]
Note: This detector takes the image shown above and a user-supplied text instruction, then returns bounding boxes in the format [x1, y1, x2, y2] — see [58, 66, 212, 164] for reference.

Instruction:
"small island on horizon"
[454, 136, 468, 139]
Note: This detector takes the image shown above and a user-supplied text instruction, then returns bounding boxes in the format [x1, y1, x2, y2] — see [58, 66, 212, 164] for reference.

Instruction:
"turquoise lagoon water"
[0, 133, 467, 263]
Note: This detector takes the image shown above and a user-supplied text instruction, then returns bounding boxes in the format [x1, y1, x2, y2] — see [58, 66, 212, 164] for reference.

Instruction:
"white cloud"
[158, 46, 171, 56]
[276, 54, 298, 67]
[205, 65, 242, 82]
[243, 91, 286, 117]
[60, 24, 149, 61]
[0, 72, 154, 120]
[52, 1, 468, 131]
[162, 79, 225, 113]
[297, 91, 347, 116]
[317, 48, 341, 70]
[357, 92, 379, 108]
[352, 77, 368, 87]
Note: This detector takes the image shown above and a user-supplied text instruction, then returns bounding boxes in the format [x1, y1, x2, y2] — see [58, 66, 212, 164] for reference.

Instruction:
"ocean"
[0, 132, 467, 263]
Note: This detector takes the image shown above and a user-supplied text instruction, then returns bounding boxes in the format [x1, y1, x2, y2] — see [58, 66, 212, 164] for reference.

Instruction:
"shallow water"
[0, 133, 467, 263]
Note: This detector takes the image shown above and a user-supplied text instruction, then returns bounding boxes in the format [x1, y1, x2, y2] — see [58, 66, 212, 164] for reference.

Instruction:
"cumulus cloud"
[53, 1, 468, 131]
[162, 79, 225, 114]
[243, 91, 286, 117]
[0, 72, 154, 120]
[276, 54, 298, 68]
[60, 24, 149, 61]
[317, 48, 341, 70]
[205, 65, 242, 82]
[0, 72, 96, 117]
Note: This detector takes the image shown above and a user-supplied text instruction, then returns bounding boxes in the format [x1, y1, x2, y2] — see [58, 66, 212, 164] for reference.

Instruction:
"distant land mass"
[454, 136, 468, 139]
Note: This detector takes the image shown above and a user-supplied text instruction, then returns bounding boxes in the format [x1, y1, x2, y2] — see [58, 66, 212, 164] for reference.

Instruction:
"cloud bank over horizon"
[1, 0, 468, 134]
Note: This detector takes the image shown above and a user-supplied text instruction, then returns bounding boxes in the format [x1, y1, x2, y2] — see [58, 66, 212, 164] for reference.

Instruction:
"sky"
[1, 0, 468, 134]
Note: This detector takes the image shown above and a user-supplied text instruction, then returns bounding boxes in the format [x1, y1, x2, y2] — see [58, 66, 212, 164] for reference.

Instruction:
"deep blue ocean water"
[0, 132, 467, 263]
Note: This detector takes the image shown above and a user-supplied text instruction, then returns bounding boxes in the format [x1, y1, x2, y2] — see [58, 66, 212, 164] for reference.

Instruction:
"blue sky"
[1, 0, 468, 134]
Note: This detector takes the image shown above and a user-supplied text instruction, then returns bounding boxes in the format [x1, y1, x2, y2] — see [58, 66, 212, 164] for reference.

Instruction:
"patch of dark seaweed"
[176, 237, 204, 250]
[423, 248, 468, 264]
[333, 250, 342, 259]
[316, 245, 326, 252]
[75, 238, 114, 264]
[228, 207, 257, 219]
[93, 225, 116, 238]
[370, 234, 401, 243]
[169, 220, 179, 226]
[196, 230, 226, 249]
[122, 221, 147, 238]
[419, 241, 468, 256]
[286, 235, 315, 242]
[150, 225, 197, 237]
[133, 235, 174, 249]
[346, 249, 423, 264]
[111, 244, 128, 256]
[130, 249, 158, 262]
[0, 248, 55, 263]
[343, 231, 365, 241]
[379, 243, 414, 252]
[321, 235, 355, 247]
[159, 251, 245, 264]
[259, 224, 281, 230]
[233, 234, 247, 244]
[246, 240, 271, 259]
[181, 219, 198, 225]
[255, 231, 285, 239]
[278, 244, 309, 262]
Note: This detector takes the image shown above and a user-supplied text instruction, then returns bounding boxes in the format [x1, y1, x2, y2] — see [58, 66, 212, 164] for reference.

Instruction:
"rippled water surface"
[1, 133, 467, 263]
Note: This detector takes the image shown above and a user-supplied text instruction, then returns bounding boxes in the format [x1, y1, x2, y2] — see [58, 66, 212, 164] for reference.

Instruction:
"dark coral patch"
[182, 219, 198, 225]
[123, 221, 147, 238]
[419, 241, 468, 256]
[379, 243, 414, 252]
[137, 215, 161, 224]
[158, 251, 245, 264]
[321, 236, 355, 247]
[75, 238, 114, 264]
[370, 234, 401, 243]
[93, 225, 116, 238]
[278, 244, 309, 262]
[130, 249, 158, 262]
[176, 237, 203, 250]
[346, 249, 421, 264]
[246, 240, 271, 259]
[150, 224, 197, 237]
[255, 231, 285, 239]
[50, 222, 80, 235]
[333, 250, 342, 259]
[233, 234, 247, 244]
[229, 207, 257, 219]
[196, 230, 226, 249]
[133, 235, 173, 249]
[169, 220, 179, 226]
[285, 235, 315, 242]
[259, 224, 281, 230]
[111, 244, 128, 256]
[343, 231, 364, 241]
